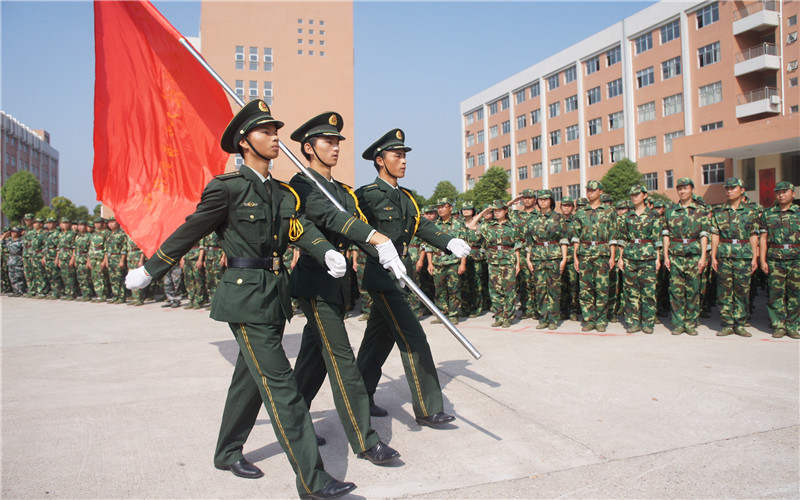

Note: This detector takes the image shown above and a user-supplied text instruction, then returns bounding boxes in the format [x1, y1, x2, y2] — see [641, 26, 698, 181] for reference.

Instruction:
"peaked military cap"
[676, 177, 694, 188]
[220, 99, 285, 154]
[586, 180, 603, 190]
[600, 193, 613, 202]
[629, 184, 648, 195]
[290, 112, 345, 143]
[723, 177, 743, 188]
[362, 128, 411, 160]
[521, 189, 537, 197]
[561, 196, 575, 205]
[775, 181, 794, 191]
[538, 189, 552, 199]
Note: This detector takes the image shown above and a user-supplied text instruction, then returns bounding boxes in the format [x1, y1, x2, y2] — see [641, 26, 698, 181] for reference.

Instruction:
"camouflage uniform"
[526, 202, 569, 327]
[105, 226, 129, 303]
[29, 224, 49, 297]
[203, 232, 224, 306]
[57, 223, 78, 300]
[461, 217, 484, 317]
[559, 206, 580, 320]
[74, 229, 93, 300]
[759, 185, 800, 338]
[43, 223, 64, 298]
[126, 235, 147, 305]
[663, 191, 709, 333]
[431, 214, 465, 321]
[21, 223, 35, 295]
[5, 234, 26, 295]
[407, 235, 426, 317]
[479, 211, 519, 325]
[510, 207, 539, 318]
[0, 230, 9, 294]
[182, 240, 206, 308]
[88, 229, 109, 300]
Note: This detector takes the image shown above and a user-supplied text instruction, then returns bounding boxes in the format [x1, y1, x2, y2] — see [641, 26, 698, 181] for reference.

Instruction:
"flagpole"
[178, 38, 481, 360]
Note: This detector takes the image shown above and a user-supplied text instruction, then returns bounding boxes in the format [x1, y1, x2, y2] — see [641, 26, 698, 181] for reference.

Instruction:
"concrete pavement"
[2, 294, 797, 498]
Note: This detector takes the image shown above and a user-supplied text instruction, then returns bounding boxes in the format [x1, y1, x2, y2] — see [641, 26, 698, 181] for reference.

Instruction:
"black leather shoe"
[316, 433, 326, 446]
[215, 458, 264, 479]
[369, 404, 388, 417]
[299, 479, 357, 499]
[415, 412, 455, 427]
[357, 441, 400, 465]
[170, 300, 181, 308]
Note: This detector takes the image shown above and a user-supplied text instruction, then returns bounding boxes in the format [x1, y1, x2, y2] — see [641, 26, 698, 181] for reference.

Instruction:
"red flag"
[93, 0, 232, 257]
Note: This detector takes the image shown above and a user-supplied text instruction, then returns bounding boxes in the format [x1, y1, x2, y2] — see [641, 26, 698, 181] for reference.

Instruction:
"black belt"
[227, 257, 282, 271]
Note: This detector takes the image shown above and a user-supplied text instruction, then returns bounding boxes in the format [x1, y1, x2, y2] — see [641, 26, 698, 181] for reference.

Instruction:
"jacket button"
[388, 216, 392, 220]
[236, 278, 243, 284]
[273, 252, 278, 256]
[274, 235, 278, 240]
[249, 215, 254, 220]
[274, 271, 279, 275]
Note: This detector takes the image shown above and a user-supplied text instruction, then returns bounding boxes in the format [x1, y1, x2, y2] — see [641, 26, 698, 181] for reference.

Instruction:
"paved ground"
[2, 294, 798, 499]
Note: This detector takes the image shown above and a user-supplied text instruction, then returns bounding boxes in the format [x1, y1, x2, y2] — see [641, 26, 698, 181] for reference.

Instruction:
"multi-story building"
[198, 1, 355, 184]
[461, 0, 799, 205]
[1, 111, 60, 206]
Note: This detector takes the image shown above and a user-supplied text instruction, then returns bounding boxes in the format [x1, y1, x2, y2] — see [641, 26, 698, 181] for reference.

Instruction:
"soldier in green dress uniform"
[125, 100, 356, 499]
[354, 128, 471, 426]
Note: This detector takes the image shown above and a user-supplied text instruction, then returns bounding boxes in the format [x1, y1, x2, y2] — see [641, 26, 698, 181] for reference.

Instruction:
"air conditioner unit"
[788, 61, 799, 71]
[235, 54, 244, 61]
[788, 32, 798, 44]
[770, 95, 781, 104]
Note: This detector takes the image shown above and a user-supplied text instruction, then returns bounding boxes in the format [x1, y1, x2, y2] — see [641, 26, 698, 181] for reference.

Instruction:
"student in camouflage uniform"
[616, 186, 663, 334]
[73, 220, 93, 300]
[87, 219, 109, 302]
[572, 180, 618, 332]
[407, 234, 427, 318]
[0, 226, 10, 294]
[711, 178, 760, 337]
[417, 206, 437, 309]
[460, 203, 482, 317]
[21, 213, 34, 295]
[559, 196, 580, 320]
[42, 217, 63, 299]
[429, 198, 466, 324]
[126, 234, 146, 306]
[510, 189, 538, 318]
[56, 217, 78, 300]
[758, 181, 800, 339]
[650, 200, 671, 319]
[203, 231, 224, 307]
[662, 178, 708, 336]
[28, 218, 48, 297]
[468, 200, 520, 328]
[104, 217, 128, 303]
[181, 237, 206, 309]
[525, 189, 569, 329]
[609, 201, 629, 321]
[4, 227, 26, 296]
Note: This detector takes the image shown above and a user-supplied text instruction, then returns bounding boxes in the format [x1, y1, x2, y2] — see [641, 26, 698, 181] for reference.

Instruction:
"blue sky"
[1, 1, 653, 208]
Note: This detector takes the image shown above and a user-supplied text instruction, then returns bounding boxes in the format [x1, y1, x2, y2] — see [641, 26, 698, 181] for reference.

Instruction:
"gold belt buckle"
[272, 257, 281, 270]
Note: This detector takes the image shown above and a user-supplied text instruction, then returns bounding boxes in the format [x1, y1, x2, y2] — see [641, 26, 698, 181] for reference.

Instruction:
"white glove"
[383, 255, 407, 287]
[324, 250, 347, 279]
[447, 238, 471, 258]
[376, 240, 401, 267]
[125, 266, 152, 289]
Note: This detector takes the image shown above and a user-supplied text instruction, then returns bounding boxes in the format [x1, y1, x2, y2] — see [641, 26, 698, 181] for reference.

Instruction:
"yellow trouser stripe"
[311, 300, 366, 451]
[378, 292, 427, 415]
[238, 324, 311, 493]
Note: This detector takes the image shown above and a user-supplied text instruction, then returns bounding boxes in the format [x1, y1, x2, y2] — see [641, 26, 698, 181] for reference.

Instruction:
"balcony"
[734, 43, 781, 76]
[736, 87, 781, 118]
[733, 1, 780, 35]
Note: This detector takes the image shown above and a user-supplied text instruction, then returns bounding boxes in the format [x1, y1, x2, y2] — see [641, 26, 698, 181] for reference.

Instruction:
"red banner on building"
[93, 0, 232, 257]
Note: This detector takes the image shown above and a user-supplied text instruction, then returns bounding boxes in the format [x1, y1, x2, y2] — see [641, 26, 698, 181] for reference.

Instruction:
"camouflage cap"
[576, 198, 588, 207]
[586, 180, 603, 190]
[78, 220, 88, 225]
[24, 213, 34, 220]
[651, 199, 665, 208]
[423, 205, 436, 213]
[490, 199, 508, 209]
[615, 201, 628, 209]
[45, 216, 57, 222]
[60, 217, 70, 223]
[461, 202, 475, 211]
[521, 189, 537, 198]
[775, 181, 795, 191]
[107, 216, 116, 222]
[434, 198, 453, 207]
[95, 218, 106, 224]
[600, 193, 613, 202]
[676, 177, 695, 188]
[629, 184, 648, 195]
[2, 226, 9, 232]
[34, 217, 44, 223]
[723, 177, 744, 188]
[11, 226, 21, 232]
[561, 196, 575, 205]
[538, 189, 552, 199]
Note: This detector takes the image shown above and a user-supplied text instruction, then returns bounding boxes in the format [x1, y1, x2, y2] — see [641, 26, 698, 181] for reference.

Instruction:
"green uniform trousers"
[108, 262, 126, 301]
[766, 259, 800, 331]
[560, 261, 580, 318]
[293, 298, 380, 454]
[488, 262, 516, 322]
[356, 289, 444, 418]
[532, 259, 562, 323]
[668, 254, 703, 329]
[517, 265, 533, 314]
[579, 255, 611, 327]
[214, 322, 332, 496]
[45, 260, 63, 298]
[623, 259, 657, 329]
[89, 257, 107, 299]
[76, 257, 92, 298]
[716, 258, 752, 328]
[432, 262, 460, 319]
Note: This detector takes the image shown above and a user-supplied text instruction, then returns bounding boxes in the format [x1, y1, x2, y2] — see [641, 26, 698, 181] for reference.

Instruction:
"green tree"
[601, 158, 642, 202]
[36, 206, 55, 219]
[471, 166, 510, 208]
[427, 180, 460, 206]
[1, 171, 44, 222]
[93, 204, 103, 217]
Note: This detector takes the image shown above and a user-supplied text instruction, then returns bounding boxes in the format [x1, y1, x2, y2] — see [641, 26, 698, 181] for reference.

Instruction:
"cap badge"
[258, 101, 268, 112]
[329, 114, 338, 126]
[396, 130, 403, 140]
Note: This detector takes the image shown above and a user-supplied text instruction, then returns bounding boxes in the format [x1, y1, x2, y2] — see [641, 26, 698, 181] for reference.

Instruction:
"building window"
[489, 102, 498, 115]
[588, 117, 602, 136]
[249, 46, 258, 70]
[477, 153, 485, 165]
[660, 19, 680, 44]
[490, 149, 499, 162]
[466, 134, 474, 147]
[586, 56, 600, 75]
[308, 40, 314, 45]
[589, 148, 603, 166]
[607, 46, 622, 66]
[515, 89, 526, 104]
[550, 129, 561, 146]
[702, 162, 725, 184]
[263, 48, 273, 71]
[516, 114, 527, 129]
[235, 79, 244, 97]
[235, 45, 244, 70]
[698, 81, 722, 106]
[502, 144, 512, 159]
[568, 184, 580, 199]
[467, 156, 475, 169]
[531, 135, 541, 150]
[636, 67, 655, 88]
[789, 15, 797, 26]
[502, 120, 511, 135]
[467, 178, 476, 189]
[664, 130, 684, 153]
[608, 78, 623, 98]
[635, 32, 653, 54]
[552, 187, 563, 202]
[587, 86, 601, 105]
[566, 124, 579, 142]
[547, 74, 560, 91]
[637, 101, 656, 123]
[663, 93, 683, 116]
[564, 66, 577, 84]
[662, 56, 681, 80]
[477, 108, 484, 120]
[477, 130, 484, 143]
[489, 125, 498, 139]
[297, 50, 303, 55]
[665, 169, 674, 189]
[248, 80, 258, 99]
[698, 42, 720, 67]
[643, 172, 658, 191]
[500, 96, 510, 110]
[532, 163, 543, 178]
[565, 95, 578, 112]
[466, 113, 474, 125]
[531, 109, 540, 124]
[530, 82, 540, 98]
[700, 121, 723, 132]
[610, 144, 625, 162]
[518, 165, 529, 180]
[789, 77, 798, 87]
[517, 140, 528, 155]
[550, 158, 562, 174]
[696, 2, 719, 29]
[549, 102, 561, 118]
[567, 154, 580, 171]
[263, 81, 273, 104]
[609, 110, 624, 130]
[638, 136, 657, 157]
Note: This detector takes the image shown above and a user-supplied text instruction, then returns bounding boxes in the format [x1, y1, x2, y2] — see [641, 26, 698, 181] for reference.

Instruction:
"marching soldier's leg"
[294, 316, 329, 408]
[356, 305, 396, 406]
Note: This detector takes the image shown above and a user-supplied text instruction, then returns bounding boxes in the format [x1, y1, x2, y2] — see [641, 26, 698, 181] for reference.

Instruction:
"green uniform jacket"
[356, 177, 452, 292]
[617, 209, 663, 260]
[144, 166, 335, 324]
[431, 218, 465, 265]
[289, 168, 376, 305]
[759, 203, 800, 261]
[663, 201, 709, 256]
[711, 203, 760, 259]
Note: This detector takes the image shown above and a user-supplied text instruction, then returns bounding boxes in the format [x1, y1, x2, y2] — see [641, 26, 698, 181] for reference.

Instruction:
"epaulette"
[335, 180, 353, 190]
[362, 183, 379, 191]
[215, 171, 243, 180]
